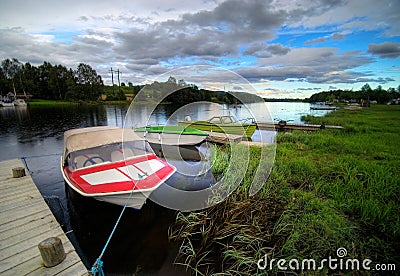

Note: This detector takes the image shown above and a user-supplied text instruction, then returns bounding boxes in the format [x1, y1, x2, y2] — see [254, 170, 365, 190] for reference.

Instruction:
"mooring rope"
[90, 173, 143, 276]
[20, 153, 61, 174]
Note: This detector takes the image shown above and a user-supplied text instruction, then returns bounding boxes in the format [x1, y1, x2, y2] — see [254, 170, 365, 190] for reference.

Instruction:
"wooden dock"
[0, 159, 88, 275]
[204, 131, 244, 144]
[256, 121, 343, 131]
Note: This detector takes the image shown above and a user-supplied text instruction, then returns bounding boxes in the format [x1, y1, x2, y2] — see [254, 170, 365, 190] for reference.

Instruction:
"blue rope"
[20, 153, 61, 175]
[21, 153, 61, 159]
[90, 173, 143, 275]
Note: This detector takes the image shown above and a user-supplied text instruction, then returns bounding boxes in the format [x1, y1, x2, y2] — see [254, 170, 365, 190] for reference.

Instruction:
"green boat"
[134, 125, 208, 145]
[178, 115, 256, 138]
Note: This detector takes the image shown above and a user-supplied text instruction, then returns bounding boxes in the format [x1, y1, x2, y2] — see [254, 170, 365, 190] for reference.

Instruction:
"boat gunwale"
[61, 154, 176, 197]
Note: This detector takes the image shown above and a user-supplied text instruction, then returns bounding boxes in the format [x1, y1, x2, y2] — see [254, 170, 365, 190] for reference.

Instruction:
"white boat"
[0, 97, 14, 107]
[61, 126, 176, 209]
[14, 99, 27, 106]
[134, 125, 208, 146]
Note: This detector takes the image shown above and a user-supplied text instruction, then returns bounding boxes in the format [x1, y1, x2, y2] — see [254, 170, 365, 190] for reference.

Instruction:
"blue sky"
[0, 0, 399, 98]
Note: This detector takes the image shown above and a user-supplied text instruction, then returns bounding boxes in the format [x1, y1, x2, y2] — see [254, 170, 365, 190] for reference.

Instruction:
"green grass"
[169, 104, 400, 274]
[27, 99, 79, 106]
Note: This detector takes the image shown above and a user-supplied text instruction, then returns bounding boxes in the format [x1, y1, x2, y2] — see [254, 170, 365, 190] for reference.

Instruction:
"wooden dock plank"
[0, 214, 55, 241]
[0, 159, 87, 275]
[0, 238, 77, 274]
[256, 122, 343, 131]
[0, 210, 50, 234]
[205, 131, 244, 144]
[0, 200, 47, 223]
[0, 191, 42, 208]
[0, 219, 60, 248]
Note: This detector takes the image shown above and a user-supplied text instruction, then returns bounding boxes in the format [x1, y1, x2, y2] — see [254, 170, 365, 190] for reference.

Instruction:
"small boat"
[310, 106, 338, 110]
[134, 125, 208, 146]
[14, 99, 27, 106]
[0, 98, 14, 107]
[178, 115, 256, 138]
[61, 126, 176, 209]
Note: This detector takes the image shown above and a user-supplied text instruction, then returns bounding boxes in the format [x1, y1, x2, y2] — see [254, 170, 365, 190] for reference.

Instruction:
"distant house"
[7, 92, 32, 100]
[360, 99, 370, 107]
[387, 98, 400, 105]
[125, 94, 135, 101]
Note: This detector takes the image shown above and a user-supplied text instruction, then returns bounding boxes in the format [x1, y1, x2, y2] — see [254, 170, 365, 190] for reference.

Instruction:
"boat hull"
[94, 190, 152, 209]
[1, 102, 14, 107]
[134, 125, 208, 146]
[178, 121, 256, 138]
[137, 132, 207, 145]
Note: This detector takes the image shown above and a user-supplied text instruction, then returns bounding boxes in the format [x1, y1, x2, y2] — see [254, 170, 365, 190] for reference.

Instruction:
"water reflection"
[66, 185, 183, 274]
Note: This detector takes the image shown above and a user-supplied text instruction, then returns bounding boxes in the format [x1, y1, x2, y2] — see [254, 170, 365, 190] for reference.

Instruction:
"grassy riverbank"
[27, 99, 132, 106]
[27, 99, 79, 106]
[169, 104, 400, 274]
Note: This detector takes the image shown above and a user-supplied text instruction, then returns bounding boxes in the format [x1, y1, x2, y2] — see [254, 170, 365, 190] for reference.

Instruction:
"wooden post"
[12, 167, 25, 178]
[38, 237, 66, 267]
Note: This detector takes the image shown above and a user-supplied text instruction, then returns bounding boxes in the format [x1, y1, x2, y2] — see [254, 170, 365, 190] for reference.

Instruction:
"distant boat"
[14, 99, 27, 106]
[0, 97, 14, 107]
[61, 126, 176, 209]
[310, 106, 338, 110]
[178, 115, 256, 138]
[134, 125, 208, 146]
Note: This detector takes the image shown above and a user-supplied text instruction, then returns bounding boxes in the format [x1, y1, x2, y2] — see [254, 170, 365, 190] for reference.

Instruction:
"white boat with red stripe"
[61, 126, 176, 209]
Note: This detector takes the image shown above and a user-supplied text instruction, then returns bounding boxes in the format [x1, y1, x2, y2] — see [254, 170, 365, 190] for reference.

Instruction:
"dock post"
[12, 167, 26, 178]
[38, 237, 66, 267]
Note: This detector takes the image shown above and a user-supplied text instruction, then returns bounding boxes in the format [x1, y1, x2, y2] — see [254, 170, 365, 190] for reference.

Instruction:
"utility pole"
[116, 69, 121, 92]
[110, 67, 115, 94]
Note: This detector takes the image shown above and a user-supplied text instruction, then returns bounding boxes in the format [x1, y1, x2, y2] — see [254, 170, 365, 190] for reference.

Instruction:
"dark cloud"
[79, 16, 89, 22]
[181, 0, 286, 30]
[235, 47, 375, 84]
[297, 87, 321, 91]
[244, 43, 290, 57]
[331, 32, 344, 40]
[305, 32, 344, 45]
[305, 37, 326, 45]
[367, 42, 400, 59]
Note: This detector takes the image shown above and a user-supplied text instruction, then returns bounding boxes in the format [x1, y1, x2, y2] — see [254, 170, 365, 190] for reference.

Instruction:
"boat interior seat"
[111, 148, 134, 162]
[74, 154, 104, 169]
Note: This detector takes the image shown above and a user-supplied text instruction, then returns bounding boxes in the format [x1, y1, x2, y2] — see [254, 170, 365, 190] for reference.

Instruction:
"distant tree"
[20, 62, 39, 98]
[75, 63, 103, 100]
[178, 79, 187, 87]
[121, 82, 126, 87]
[167, 76, 177, 84]
[375, 85, 383, 92]
[132, 85, 141, 94]
[37, 61, 53, 99]
[361, 83, 372, 92]
[1, 58, 21, 95]
[49, 65, 70, 99]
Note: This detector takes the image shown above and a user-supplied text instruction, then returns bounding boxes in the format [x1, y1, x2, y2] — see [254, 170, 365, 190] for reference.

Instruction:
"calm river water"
[0, 101, 331, 274]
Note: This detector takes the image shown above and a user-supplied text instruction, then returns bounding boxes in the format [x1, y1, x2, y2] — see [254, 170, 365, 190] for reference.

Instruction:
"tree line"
[306, 83, 400, 104]
[0, 58, 103, 101]
[137, 76, 240, 104]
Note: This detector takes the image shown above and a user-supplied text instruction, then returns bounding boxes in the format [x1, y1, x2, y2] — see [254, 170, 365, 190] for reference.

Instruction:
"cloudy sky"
[1, 0, 399, 98]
